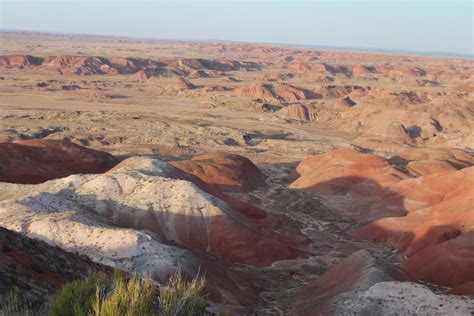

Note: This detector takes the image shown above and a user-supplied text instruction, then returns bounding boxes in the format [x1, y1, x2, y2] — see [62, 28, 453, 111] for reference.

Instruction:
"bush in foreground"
[92, 272, 155, 316]
[159, 268, 208, 316]
[45, 269, 208, 316]
[48, 273, 99, 316]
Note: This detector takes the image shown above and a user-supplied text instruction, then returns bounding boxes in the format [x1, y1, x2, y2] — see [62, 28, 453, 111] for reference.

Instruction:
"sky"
[1, 0, 473, 56]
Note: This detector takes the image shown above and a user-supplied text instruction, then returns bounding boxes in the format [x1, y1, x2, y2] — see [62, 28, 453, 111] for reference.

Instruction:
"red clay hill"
[170, 152, 266, 192]
[0, 139, 118, 184]
[289, 147, 474, 292]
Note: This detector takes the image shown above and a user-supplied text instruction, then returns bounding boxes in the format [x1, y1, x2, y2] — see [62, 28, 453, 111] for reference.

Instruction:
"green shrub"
[158, 268, 208, 316]
[46, 268, 208, 316]
[92, 272, 156, 316]
[48, 273, 100, 316]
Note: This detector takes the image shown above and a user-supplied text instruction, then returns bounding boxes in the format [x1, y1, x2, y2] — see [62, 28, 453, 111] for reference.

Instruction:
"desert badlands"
[0, 31, 473, 315]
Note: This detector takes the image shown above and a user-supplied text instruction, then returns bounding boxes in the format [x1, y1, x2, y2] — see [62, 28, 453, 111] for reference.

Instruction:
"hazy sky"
[1, 0, 473, 55]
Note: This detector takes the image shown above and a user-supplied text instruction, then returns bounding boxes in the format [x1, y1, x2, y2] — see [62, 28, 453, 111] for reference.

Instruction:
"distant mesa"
[278, 104, 317, 122]
[188, 69, 210, 78]
[0, 54, 43, 68]
[264, 72, 295, 82]
[314, 75, 335, 84]
[316, 85, 365, 99]
[416, 79, 441, 87]
[314, 63, 352, 76]
[0, 54, 261, 77]
[168, 77, 197, 90]
[41, 56, 114, 75]
[340, 96, 357, 107]
[169, 58, 260, 72]
[128, 69, 150, 81]
[36, 81, 49, 88]
[288, 62, 352, 76]
[204, 84, 232, 92]
[226, 76, 240, 82]
[352, 64, 377, 74]
[235, 83, 276, 100]
[364, 122, 415, 145]
[235, 83, 321, 101]
[390, 91, 428, 104]
[387, 66, 427, 77]
[61, 84, 82, 91]
[273, 83, 321, 101]
[72, 87, 111, 99]
[288, 61, 313, 72]
[287, 62, 427, 78]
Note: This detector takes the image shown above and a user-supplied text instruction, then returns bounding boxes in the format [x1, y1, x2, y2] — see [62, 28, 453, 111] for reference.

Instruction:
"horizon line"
[1, 28, 472, 59]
